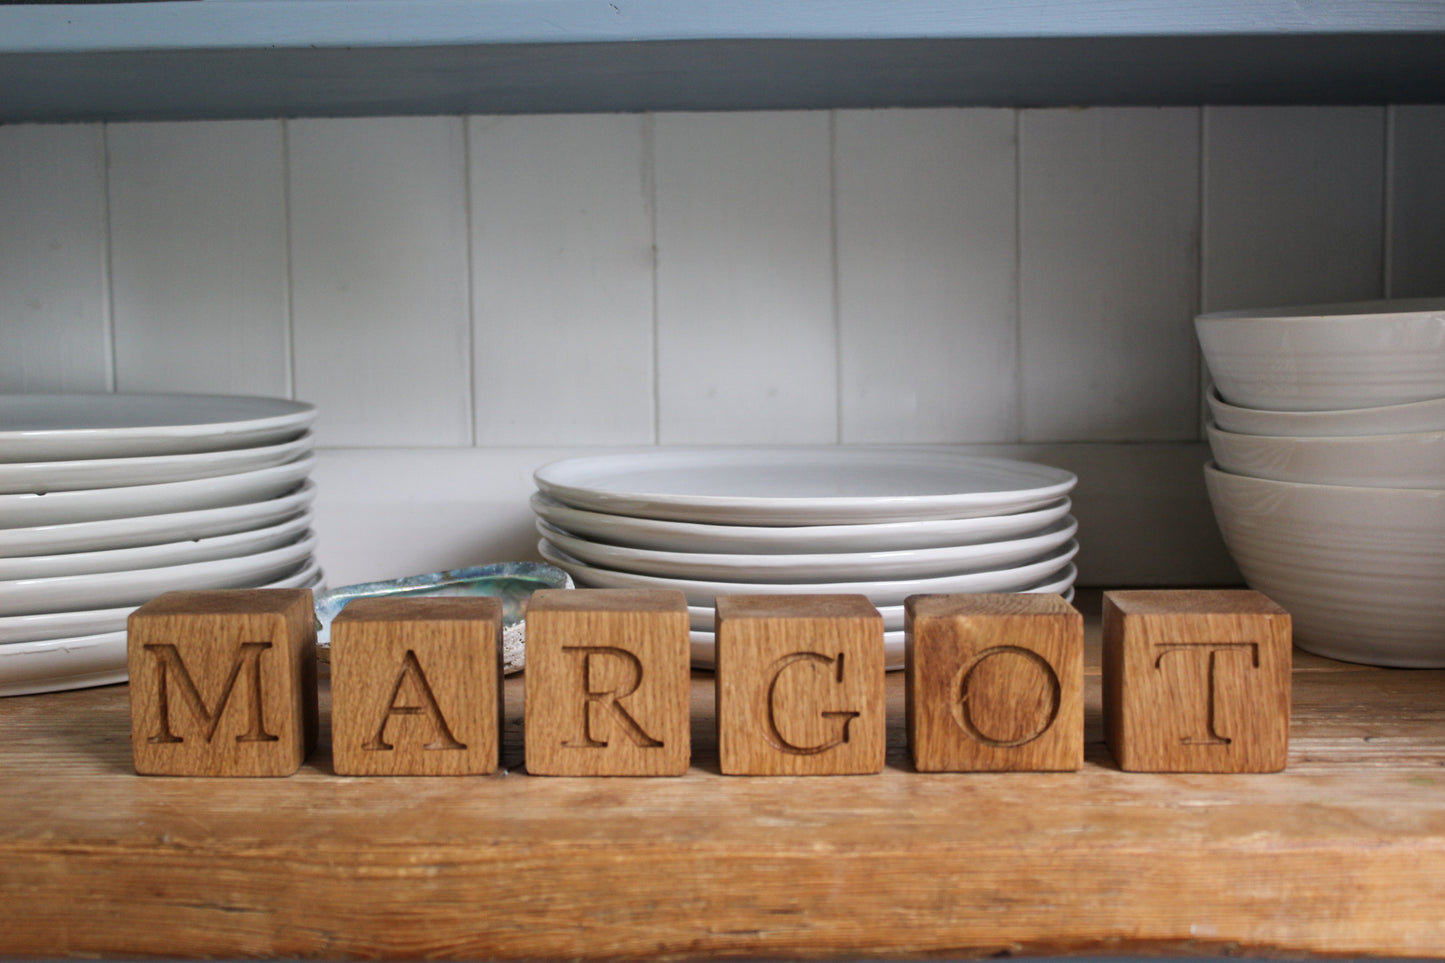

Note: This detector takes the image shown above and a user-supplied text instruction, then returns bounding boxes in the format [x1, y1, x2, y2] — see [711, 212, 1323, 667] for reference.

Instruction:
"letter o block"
[127, 589, 318, 777]
[715, 595, 885, 776]
[524, 588, 691, 776]
[905, 593, 1083, 772]
[1103, 589, 1291, 773]
[330, 596, 503, 776]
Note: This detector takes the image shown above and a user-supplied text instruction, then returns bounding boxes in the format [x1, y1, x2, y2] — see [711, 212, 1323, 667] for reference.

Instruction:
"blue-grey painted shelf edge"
[2, 0, 1444, 121]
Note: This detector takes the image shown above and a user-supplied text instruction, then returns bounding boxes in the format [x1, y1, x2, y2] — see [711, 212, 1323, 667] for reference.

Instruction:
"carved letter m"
[143, 642, 280, 745]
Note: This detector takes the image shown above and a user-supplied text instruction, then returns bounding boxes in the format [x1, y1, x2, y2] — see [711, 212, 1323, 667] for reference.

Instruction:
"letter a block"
[524, 589, 690, 776]
[715, 595, 885, 776]
[330, 597, 503, 776]
[905, 593, 1083, 772]
[128, 589, 318, 776]
[1103, 589, 1291, 773]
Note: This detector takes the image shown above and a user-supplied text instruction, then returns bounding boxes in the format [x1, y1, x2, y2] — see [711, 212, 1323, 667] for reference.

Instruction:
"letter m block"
[1103, 590, 1291, 773]
[128, 589, 318, 776]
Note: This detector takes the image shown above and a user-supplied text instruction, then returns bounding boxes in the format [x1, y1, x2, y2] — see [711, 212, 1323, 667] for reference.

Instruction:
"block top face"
[527, 588, 687, 615]
[131, 588, 313, 618]
[716, 594, 879, 622]
[906, 592, 1077, 621]
[332, 595, 502, 624]
[1105, 589, 1288, 618]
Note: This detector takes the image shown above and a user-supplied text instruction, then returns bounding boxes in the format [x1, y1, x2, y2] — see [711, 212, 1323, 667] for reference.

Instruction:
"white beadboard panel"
[288, 116, 472, 447]
[654, 111, 836, 445]
[1388, 105, 1445, 299]
[1019, 107, 1202, 443]
[309, 442, 1237, 590]
[1201, 106, 1386, 313]
[309, 446, 583, 587]
[835, 108, 1018, 444]
[0, 123, 110, 393]
[107, 120, 290, 397]
[469, 114, 655, 446]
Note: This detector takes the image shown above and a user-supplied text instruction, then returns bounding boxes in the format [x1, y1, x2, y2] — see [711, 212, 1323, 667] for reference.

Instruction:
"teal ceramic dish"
[313, 561, 573, 672]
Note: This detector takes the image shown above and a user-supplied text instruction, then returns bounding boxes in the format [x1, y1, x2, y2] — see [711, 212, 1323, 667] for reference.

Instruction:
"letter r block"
[128, 589, 318, 776]
[1103, 590, 1291, 773]
[330, 596, 503, 776]
[905, 593, 1083, 772]
[524, 589, 690, 776]
[715, 595, 885, 776]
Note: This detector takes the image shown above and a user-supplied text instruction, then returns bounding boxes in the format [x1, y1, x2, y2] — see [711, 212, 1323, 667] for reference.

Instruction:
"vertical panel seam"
[1194, 106, 1210, 440]
[830, 109, 843, 445]
[281, 119, 297, 402]
[1012, 108, 1025, 443]
[463, 114, 479, 445]
[99, 122, 117, 394]
[1382, 104, 1397, 300]
[647, 112, 661, 447]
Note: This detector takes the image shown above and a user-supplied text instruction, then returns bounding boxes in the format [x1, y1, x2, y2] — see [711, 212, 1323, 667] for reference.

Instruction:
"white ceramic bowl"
[1207, 423, 1445, 489]
[1196, 297, 1445, 412]
[1206, 387, 1445, 437]
[1204, 464, 1445, 667]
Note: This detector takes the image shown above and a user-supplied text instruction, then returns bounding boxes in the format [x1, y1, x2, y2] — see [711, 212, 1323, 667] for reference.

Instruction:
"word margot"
[126, 587, 1292, 778]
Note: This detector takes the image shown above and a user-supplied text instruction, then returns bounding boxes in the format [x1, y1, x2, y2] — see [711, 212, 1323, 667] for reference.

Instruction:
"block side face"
[128, 608, 308, 776]
[334, 595, 504, 624]
[331, 617, 500, 776]
[524, 603, 690, 776]
[716, 613, 884, 776]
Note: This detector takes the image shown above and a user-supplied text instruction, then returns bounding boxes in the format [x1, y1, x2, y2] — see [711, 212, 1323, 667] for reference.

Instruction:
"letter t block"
[524, 589, 690, 776]
[1103, 589, 1291, 773]
[905, 593, 1083, 772]
[715, 594, 885, 776]
[128, 589, 318, 776]
[330, 596, 503, 776]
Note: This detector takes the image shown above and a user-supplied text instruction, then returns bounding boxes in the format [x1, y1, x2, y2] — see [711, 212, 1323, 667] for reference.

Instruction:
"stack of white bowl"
[1197, 298, 1445, 667]
[530, 448, 1080, 669]
[0, 393, 324, 696]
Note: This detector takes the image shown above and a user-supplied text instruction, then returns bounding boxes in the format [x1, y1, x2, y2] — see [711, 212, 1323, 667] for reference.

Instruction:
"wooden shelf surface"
[3, 612, 1445, 959]
[2, 0, 1444, 122]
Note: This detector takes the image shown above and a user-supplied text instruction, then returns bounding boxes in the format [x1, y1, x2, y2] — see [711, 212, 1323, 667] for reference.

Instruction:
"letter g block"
[524, 588, 691, 776]
[1103, 590, 1291, 773]
[127, 589, 318, 776]
[715, 595, 885, 776]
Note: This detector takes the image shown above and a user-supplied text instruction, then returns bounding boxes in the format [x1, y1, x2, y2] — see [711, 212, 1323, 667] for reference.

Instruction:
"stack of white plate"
[0, 393, 324, 696]
[1196, 298, 1445, 667]
[531, 448, 1080, 669]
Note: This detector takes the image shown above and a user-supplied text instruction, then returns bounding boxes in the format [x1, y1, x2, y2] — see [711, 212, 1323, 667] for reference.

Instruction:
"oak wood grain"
[7, 598, 1445, 959]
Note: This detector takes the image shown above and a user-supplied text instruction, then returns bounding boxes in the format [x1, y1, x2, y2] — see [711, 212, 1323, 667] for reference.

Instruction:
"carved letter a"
[363, 649, 467, 752]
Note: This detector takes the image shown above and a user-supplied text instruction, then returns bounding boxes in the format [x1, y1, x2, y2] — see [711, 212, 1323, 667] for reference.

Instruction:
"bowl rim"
[1196, 296, 1445, 323]
[1204, 460, 1445, 498]
[1205, 421, 1445, 444]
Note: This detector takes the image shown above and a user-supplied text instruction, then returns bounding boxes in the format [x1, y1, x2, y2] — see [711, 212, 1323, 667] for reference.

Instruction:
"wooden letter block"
[1103, 589, 1291, 773]
[905, 593, 1083, 772]
[715, 595, 885, 776]
[524, 588, 690, 776]
[128, 589, 318, 776]
[330, 597, 503, 776]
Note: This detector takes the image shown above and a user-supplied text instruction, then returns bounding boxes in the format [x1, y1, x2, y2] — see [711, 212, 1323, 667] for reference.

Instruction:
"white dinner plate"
[0, 557, 324, 645]
[537, 516, 1078, 583]
[0, 531, 318, 616]
[0, 511, 312, 580]
[0, 564, 325, 697]
[534, 449, 1077, 525]
[530, 492, 1073, 554]
[539, 537, 1079, 608]
[0, 452, 315, 528]
[0, 432, 313, 495]
[686, 584, 1076, 670]
[685, 563, 1078, 631]
[0, 480, 316, 558]
[0, 393, 316, 462]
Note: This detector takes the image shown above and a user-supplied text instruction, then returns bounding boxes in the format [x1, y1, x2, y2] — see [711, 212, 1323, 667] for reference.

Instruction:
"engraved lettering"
[764, 651, 860, 755]
[561, 645, 663, 749]
[952, 645, 1061, 748]
[363, 649, 466, 752]
[1154, 642, 1260, 746]
[143, 642, 279, 745]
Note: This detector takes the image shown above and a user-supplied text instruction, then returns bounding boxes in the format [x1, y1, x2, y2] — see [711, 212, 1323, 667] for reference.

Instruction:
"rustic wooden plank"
[5, 601, 1445, 958]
